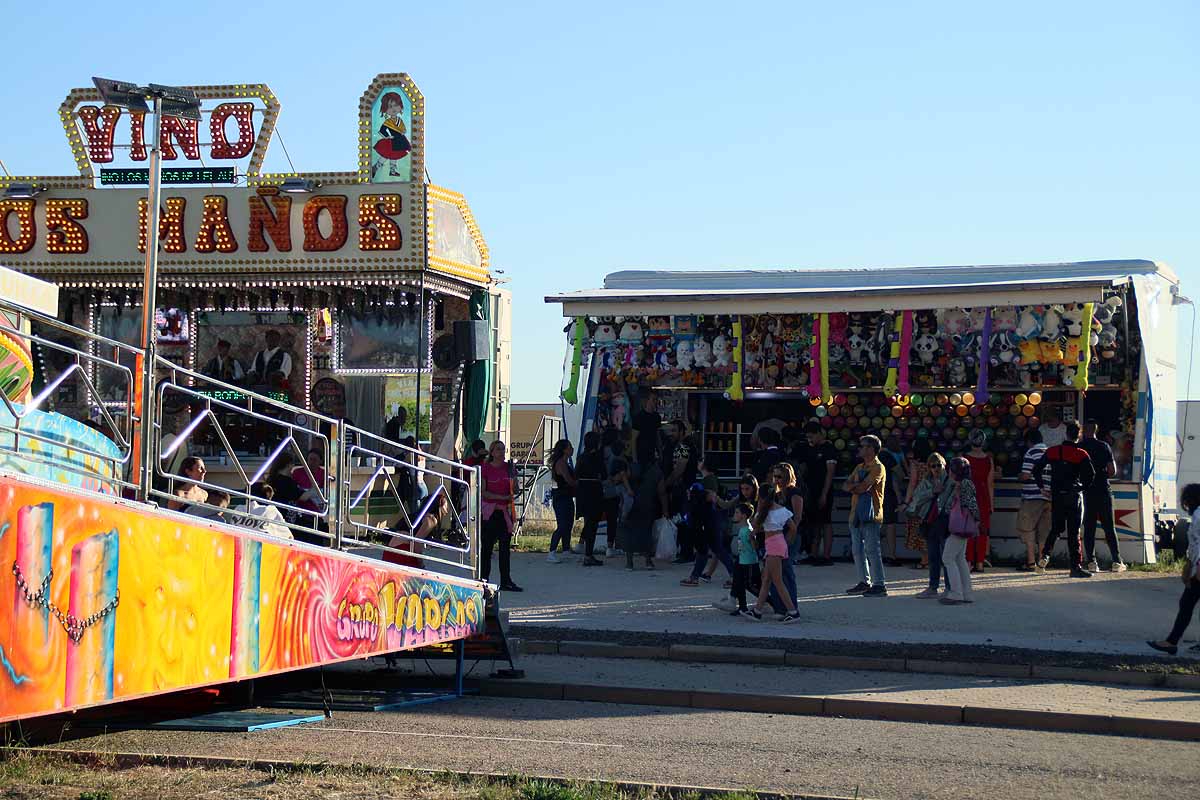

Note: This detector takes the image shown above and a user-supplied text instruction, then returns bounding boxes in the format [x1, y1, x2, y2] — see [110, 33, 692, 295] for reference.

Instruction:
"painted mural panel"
[0, 477, 484, 722]
[369, 88, 414, 182]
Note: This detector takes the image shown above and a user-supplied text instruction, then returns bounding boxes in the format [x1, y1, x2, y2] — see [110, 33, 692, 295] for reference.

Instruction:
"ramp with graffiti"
[0, 475, 485, 723]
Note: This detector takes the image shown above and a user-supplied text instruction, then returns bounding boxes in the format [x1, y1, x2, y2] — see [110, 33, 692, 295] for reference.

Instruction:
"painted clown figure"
[372, 92, 412, 178]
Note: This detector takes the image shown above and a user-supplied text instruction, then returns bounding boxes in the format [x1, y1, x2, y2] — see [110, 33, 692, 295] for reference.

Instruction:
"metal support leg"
[454, 637, 465, 697]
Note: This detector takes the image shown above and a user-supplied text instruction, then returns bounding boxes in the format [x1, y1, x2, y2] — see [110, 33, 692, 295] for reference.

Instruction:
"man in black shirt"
[1080, 419, 1126, 573]
[752, 426, 786, 483]
[802, 421, 839, 566]
[632, 394, 662, 465]
[1034, 420, 1097, 578]
[661, 420, 699, 561]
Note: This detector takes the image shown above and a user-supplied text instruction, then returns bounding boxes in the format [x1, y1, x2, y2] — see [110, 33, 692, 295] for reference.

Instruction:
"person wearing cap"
[1034, 420, 1097, 578]
[1080, 419, 1127, 572]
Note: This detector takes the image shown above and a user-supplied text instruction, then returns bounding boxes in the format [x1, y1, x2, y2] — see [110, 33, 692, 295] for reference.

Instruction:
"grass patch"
[0, 751, 774, 800]
[1130, 551, 1181, 573]
[513, 519, 565, 553]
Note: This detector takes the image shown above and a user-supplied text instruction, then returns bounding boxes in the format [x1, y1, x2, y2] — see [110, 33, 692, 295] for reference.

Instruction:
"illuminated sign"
[100, 167, 238, 186]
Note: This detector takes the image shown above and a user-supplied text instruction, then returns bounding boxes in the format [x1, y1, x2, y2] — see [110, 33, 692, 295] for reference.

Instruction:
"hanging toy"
[897, 310, 914, 396]
[561, 316, 584, 405]
[807, 315, 822, 399]
[727, 317, 744, 401]
[883, 313, 903, 396]
[1073, 302, 1094, 391]
[976, 307, 992, 404]
[819, 313, 832, 404]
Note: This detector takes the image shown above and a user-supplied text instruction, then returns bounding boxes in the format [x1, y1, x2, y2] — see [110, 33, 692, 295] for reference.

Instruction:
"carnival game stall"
[547, 261, 1180, 563]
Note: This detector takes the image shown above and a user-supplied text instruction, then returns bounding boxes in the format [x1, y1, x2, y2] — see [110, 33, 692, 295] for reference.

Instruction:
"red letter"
[247, 193, 292, 252]
[358, 194, 403, 251]
[0, 199, 36, 253]
[160, 116, 200, 161]
[138, 197, 187, 253]
[302, 196, 348, 252]
[209, 103, 256, 160]
[77, 105, 122, 164]
[129, 111, 147, 162]
[194, 196, 238, 253]
[45, 199, 89, 254]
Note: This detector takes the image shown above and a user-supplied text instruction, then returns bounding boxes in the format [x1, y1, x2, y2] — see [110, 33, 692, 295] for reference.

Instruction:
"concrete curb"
[20, 747, 867, 800]
[476, 679, 1200, 742]
[519, 638, 1199, 690]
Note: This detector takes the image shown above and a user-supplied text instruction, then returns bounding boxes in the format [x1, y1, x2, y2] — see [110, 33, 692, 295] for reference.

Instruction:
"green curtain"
[462, 289, 491, 445]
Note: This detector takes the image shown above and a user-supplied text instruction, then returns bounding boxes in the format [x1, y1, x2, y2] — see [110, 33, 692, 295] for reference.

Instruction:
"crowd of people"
[539, 395, 1140, 622]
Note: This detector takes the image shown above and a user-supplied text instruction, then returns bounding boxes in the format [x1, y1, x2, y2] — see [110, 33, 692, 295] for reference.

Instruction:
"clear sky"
[2, 1, 1196, 403]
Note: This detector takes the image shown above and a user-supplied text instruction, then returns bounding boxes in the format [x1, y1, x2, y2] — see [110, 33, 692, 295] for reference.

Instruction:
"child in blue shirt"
[729, 502, 760, 616]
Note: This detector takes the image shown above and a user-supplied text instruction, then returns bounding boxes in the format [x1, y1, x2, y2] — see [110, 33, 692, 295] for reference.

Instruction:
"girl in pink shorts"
[748, 485, 801, 622]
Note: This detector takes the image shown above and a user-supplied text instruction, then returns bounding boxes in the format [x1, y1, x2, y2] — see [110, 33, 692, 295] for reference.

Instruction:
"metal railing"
[0, 296, 481, 580]
[0, 305, 140, 496]
[513, 414, 563, 539]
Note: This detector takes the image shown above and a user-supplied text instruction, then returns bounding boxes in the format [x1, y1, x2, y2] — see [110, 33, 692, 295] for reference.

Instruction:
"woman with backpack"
[939, 456, 980, 605]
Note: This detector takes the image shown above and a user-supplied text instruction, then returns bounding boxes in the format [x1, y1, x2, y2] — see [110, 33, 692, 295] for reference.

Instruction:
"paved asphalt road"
[50, 696, 1199, 800]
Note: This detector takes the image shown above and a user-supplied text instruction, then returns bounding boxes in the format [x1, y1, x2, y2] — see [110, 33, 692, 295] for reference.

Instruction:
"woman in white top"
[746, 485, 801, 623]
[1148, 483, 1200, 655]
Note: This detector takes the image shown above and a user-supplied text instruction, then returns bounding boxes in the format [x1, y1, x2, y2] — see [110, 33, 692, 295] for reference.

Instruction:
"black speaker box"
[454, 319, 490, 362]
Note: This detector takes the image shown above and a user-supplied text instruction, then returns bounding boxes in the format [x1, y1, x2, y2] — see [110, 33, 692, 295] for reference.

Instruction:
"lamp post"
[91, 78, 200, 502]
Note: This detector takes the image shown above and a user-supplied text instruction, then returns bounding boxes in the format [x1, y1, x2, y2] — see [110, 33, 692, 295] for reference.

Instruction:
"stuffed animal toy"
[599, 346, 617, 371]
[618, 320, 645, 343]
[1061, 305, 1085, 338]
[846, 329, 869, 365]
[760, 316, 778, 351]
[653, 341, 671, 369]
[940, 308, 972, 337]
[1061, 366, 1077, 387]
[693, 338, 714, 368]
[1042, 305, 1064, 339]
[956, 332, 981, 366]
[1099, 326, 1118, 359]
[593, 320, 618, 343]
[622, 343, 638, 368]
[828, 313, 848, 347]
[1018, 339, 1041, 365]
[676, 340, 694, 370]
[913, 333, 939, 365]
[1039, 339, 1063, 365]
[947, 357, 968, 386]
[1015, 307, 1042, 340]
[610, 390, 629, 428]
[828, 342, 848, 366]
[993, 306, 1018, 332]
[1062, 340, 1082, 367]
[712, 334, 732, 367]
[646, 315, 672, 338]
[1092, 303, 1115, 326]
[990, 331, 1018, 364]
[968, 308, 988, 332]
[782, 349, 802, 385]
[674, 315, 697, 340]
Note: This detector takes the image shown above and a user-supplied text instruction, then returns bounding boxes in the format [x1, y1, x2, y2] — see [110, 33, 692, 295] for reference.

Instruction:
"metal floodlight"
[91, 77, 150, 113]
[3, 183, 41, 199]
[149, 83, 201, 121]
[280, 177, 317, 193]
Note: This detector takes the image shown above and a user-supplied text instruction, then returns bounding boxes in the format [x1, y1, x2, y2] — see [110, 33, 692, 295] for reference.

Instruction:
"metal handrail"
[0, 306, 141, 494]
[513, 414, 563, 539]
[0, 295, 483, 581]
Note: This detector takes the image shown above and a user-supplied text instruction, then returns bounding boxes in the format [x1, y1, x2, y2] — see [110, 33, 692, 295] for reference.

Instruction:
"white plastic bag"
[653, 517, 678, 561]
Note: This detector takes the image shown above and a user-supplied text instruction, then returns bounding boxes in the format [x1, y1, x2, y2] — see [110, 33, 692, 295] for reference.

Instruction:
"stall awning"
[546, 259, 1178, 316]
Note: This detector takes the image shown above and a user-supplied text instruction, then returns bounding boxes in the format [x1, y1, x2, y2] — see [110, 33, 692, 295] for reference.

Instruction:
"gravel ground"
[32, 696, 1200, 800]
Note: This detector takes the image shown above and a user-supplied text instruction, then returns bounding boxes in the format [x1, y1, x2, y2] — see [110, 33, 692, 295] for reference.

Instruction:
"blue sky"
[2, 1, 1196, 403]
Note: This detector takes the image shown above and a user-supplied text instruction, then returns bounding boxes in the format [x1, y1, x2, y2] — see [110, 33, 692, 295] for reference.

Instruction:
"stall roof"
[545, 259, 1177, 316]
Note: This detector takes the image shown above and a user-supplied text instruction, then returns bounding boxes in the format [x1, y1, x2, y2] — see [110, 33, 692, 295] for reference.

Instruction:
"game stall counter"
[546, 260, 1181, 563]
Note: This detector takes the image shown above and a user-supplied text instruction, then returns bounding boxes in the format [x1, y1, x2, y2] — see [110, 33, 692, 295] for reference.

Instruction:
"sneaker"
[741, 608, 764, 621]
[914, 588, 939, 599]
[1147, 640, 1178, 655]
[699, 574, 713, 584]
[1036, 555, 1050, 570]
[1111, 562, 1127, 573]
[845, 582, 870, 595]
[679, 577, 700, 586]
[729, 609, 745, 617]
[781, 611, 802, 623]
[1069, 567, 1093, 578]
[583, 557, 604, 567]
[938, 596, 962, 605]
[546, 552, 561, 564]
[712, 597, 736, 611]
[500, 582, 524, 592]
[1086, 559, 1100, 573]
[863, 585, 888, 597]
[1015, 563, 1036, 572]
